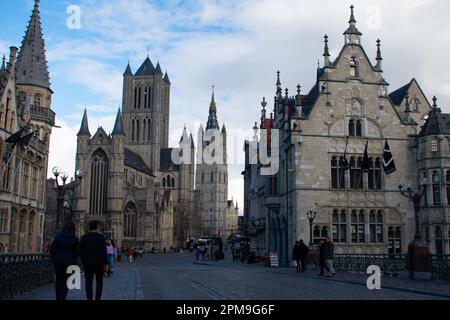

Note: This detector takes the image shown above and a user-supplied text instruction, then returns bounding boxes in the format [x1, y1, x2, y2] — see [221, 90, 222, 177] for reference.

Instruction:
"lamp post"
[52, 167, 84, 230]
[306, 208, 317, 246]
[397, 176, 431, 280]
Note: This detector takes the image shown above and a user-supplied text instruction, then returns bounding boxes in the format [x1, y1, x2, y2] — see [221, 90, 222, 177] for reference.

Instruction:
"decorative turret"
[77, 109, 91, 136]
[155, 61, 163, 75]
[323, 35, 330, 66]
[123, 62, 133, 76]
[343, 5, 362, 45]
[375, 39, 383, 71]
[163, 71, 171, 84]
[206, 86, 220, 130]
[112, 108, 125, 136]
[261, 97, 267, 126]
[16, 0, 51, 91]
[1, 55, 5, 71]
[276, 71, 282, 98]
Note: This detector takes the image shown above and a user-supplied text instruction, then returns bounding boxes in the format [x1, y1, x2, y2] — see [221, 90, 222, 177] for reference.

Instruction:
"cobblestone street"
[18, 252, 450, 300]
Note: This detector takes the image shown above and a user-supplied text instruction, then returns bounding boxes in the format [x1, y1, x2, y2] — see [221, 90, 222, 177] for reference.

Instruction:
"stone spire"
[112, 108, 125, 136]
[163, 71, 171, 84]
[323, 35, 330, 66]
[343, 5, 362, 45]
[206, 85, 220, 130]
[1, 55, 5, 71]
[16, 0, 51, 90]
[155, 61, 163, 75]
[123, 62, 133, 76]
[276, 71, 282, 97]
[77, 109, 91, 136]
[375, 39, 383, 71]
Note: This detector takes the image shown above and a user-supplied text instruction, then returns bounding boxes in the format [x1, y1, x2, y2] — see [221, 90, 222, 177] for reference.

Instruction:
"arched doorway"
[0, 243, 4, 253]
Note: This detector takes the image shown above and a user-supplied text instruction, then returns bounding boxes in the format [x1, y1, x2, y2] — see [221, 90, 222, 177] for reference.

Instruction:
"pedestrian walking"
[80, 220, 108, 300]
[324, 237, 336, 277]
[318, 239, 330, 276]
[201, 247, 206, 260]
[49, 222, 80, 300]
[127, 247, 134, 262]
[299, 240, 309, 272]
[195, 247, 201, 261]
[106, 240, 117, 276]
[292, 241, 302, 273]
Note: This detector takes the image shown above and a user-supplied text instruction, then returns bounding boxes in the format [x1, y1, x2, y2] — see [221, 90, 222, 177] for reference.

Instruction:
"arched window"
[167, 175, 171, 187]
[136, 119, 140, 142]
[411, 98, 419, 112]
[349, 119, 362, 137]
[350, 57, 358, 77]
[332, 209, 347, 243]
[351, 210, 365, 243]
[10, 111, 15, 132]
[131, 119, 135, 141]
[143, 119, 147, 142]
[134, 87, 138, 109]
[211, 171, 214, 183]
[201, 172, 205, 183]
[350, 157, 363, 189]
[123, 202, 137, 238]
[369, 210, 383, 243]
[435, 226, 443, 255]
[368, 157, 382, 190]
[17, 92, 26, 113]
[331, 156, 345, 189]
[388, 226, 402, 254]
[432, 171, 441, 205]
[446, 171, 450, 205]
[34, 94, 42, 107]
[144, 87, 148, 110]
[147, 88, 152, 109]
[147, 120, 151, 141]
[89, 149, 109, 216]
[138, 86, 141, 109]
[0, 209, 8, 233]
[162, 177, 166, 188]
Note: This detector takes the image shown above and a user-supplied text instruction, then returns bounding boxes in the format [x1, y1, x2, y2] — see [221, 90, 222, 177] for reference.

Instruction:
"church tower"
[195, 88, 228, 237]
[121, 57, 171, 172]
[15, 0, 55, 149]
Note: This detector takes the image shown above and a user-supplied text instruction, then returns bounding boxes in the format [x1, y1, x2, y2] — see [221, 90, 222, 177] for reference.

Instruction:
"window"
[147, 120, 151, 141]
[369, 210, 383, 243]
[331, 156, 345, 189]
[268, 176, 278, 195]
[201, 172, 205, 183]
[350, 157, 363, 189]
[350, 57, 358, 77]
[23, 162, 30, 197]
[435, 226, 443, 255]
[89, 149, 109, 216]
[17, 92, 26, 112]
[313, 225, 329, 244]
[348, 119, 362, 137]
[446, 171, 450, 205]
[211, 171, 214, 183]
[368, 158, 382, 190]
[123, 202, 137, 238]
[31, 166, 37, 200]
[332, 210, 347, 243]
[351, 210, 365, 243]
[162, 177, 166, 188]
[34, 94, 42, 107]
[0, 209, 8, 233]
[411, 98, 419, 112]
[171, 177, 175, 188]
[431, 139, 438, 152]
[388, 227, 402, 254]
[432, 171, 441, 205]
[144, 87, 148, 110]
[131, 119, 135, 141]
[143, 119, 147, 142]
[134, 87, 138, 109]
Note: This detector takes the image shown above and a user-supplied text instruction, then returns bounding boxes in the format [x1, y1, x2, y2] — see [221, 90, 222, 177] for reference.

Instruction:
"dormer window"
[350, 57, 358, 77]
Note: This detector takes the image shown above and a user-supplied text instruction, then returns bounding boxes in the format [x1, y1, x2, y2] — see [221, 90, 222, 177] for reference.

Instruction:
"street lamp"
[53, 167, 85, 230]
[397, 176, 430, 280]
[306, 208, 317, 246]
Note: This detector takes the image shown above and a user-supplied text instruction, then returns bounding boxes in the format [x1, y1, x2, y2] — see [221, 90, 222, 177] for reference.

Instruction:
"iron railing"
[0, 254, 54, 300]
[430, 255, 450, 281]
[334, 254, 407, 277]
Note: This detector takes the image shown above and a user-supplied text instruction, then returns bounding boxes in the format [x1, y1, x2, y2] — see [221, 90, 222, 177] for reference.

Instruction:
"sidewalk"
[194, 257, 450, 299]
[17, 261, 144, 300]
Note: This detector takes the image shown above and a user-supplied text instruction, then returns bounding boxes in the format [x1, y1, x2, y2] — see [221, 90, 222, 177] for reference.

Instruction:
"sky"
[1, 0, 450, 214]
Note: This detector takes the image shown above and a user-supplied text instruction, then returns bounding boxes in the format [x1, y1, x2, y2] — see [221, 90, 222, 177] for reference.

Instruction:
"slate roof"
[15, 0, 51, 90]
[135, 57, 155, 76]
[419, 106, 450, 137]
[77, 109, 91, 136]
[389, 81, 412, 106]
[111, 109, 125, 136]
[124, 148, 152, 175]
[160, 148, 180, 171]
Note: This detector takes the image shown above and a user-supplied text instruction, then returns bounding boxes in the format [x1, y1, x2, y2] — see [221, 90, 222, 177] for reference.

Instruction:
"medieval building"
[0, 0, 55, 253]
[243, 6, 449, 266]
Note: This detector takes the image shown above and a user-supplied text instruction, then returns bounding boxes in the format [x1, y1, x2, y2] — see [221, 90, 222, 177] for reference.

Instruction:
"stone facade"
[243, 6, 449, 266]
[0, 1, 55, 253]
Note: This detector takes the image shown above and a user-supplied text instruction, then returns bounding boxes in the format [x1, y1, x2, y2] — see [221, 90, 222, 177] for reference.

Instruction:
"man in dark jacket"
[80, 220, 107, 300]
[298, 240, 309, 272]
[323, 237, 336, 277]
[49, 222, 80, 300]
[318, 239, 330, 276]
[292, 241, 301, 273]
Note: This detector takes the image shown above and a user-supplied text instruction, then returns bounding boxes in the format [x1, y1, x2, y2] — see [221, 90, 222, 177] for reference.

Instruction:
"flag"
[361, 140, 370, 173]
[17, 131, 36, 147]
[5, 129, 35, 147]
[382, 140, 396, 175]
[5, 128, 25, 144]
[342, 136, 350, 170]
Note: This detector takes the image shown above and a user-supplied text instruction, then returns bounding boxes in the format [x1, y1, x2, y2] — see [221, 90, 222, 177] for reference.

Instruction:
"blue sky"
[1, 0, 450, 212]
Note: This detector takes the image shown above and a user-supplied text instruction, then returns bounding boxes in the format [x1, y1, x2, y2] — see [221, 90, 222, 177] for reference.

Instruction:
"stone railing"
[334, 254, 407, 277]
[30, 105, 56, 126]
[333, 254, 450, 281]
[0, 254, 54, 300]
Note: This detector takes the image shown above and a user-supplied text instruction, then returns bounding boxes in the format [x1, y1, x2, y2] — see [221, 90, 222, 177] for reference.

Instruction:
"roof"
[123, 63, 133, 76]
[160, 148, 180, 171]
[15, 0, 51, 91]
[301, 82, 321, 117]
[77, 109, 91, 136]
[135, 57, 155, 76]
[419, 101, 450, 137]
[124, 148, 152, 175]
[111, 109, 125, 136]
[389, 81, 412, 106]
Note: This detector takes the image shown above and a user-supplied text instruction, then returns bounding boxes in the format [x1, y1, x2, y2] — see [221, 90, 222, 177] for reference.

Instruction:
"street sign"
[269, 252, 279, 267]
